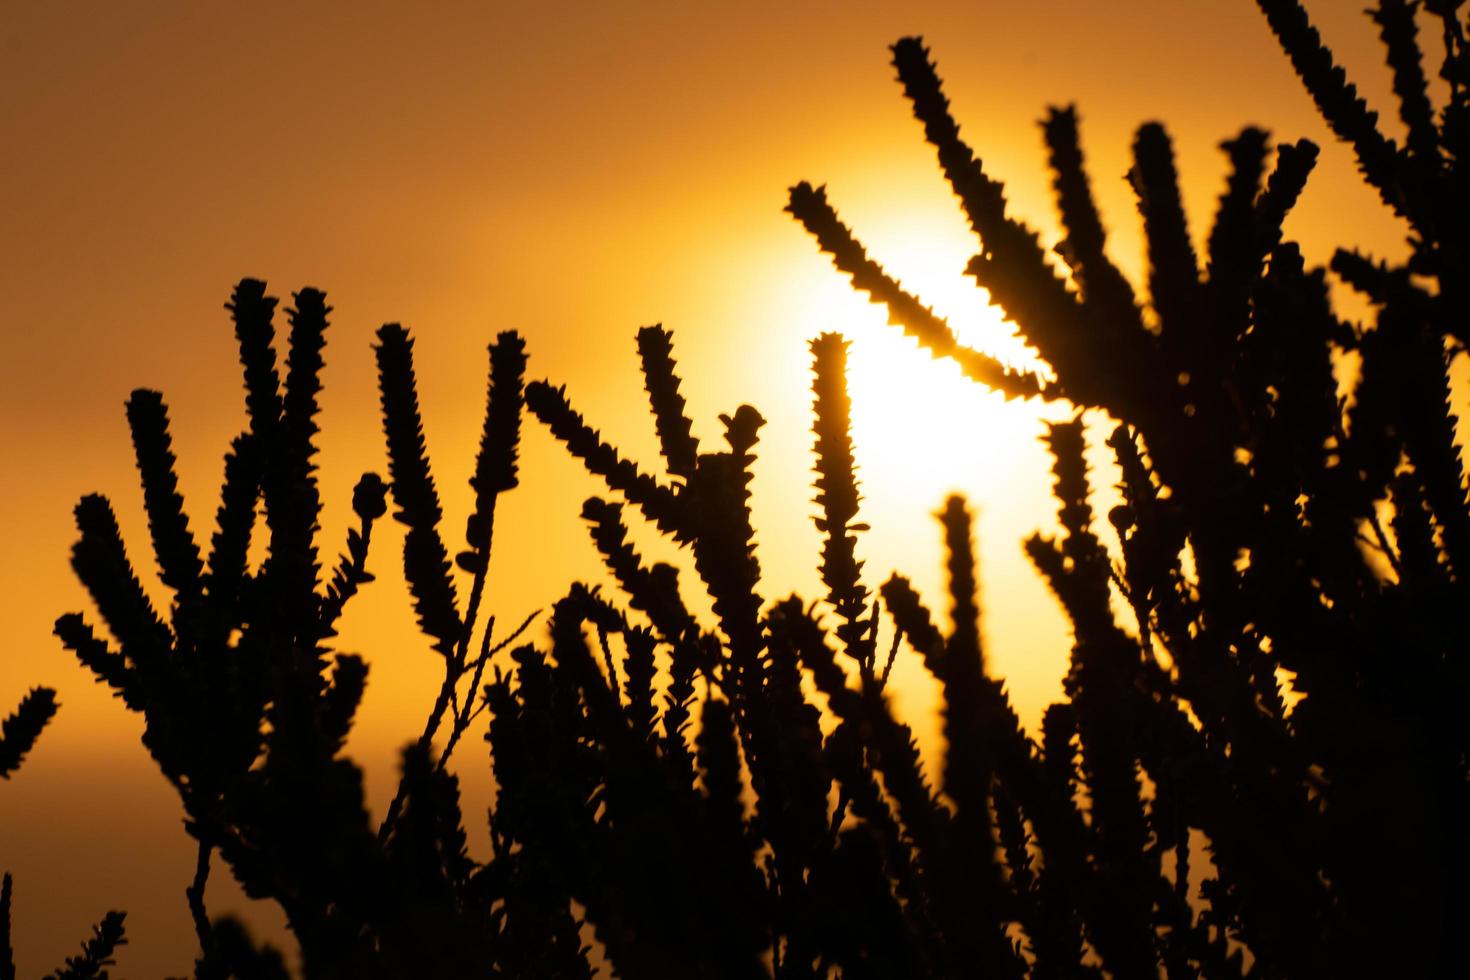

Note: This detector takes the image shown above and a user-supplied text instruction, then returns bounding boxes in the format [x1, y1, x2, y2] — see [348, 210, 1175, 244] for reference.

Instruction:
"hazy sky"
[0, 1, 1418, 973]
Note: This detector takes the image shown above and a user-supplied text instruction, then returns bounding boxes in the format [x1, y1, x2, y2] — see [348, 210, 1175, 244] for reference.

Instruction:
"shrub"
[13, 1, 1467, 976]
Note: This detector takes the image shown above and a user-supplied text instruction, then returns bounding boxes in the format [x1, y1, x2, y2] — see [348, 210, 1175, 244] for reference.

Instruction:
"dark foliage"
[2, 506, 120, 980]
[0, 689, 57, 780]
[52, 283, 533, 978]
[21, 3, 1467, 977]
[3, 698, 122, 980]
[786, 8, 1470, 976]
[42, 914, 126, 980]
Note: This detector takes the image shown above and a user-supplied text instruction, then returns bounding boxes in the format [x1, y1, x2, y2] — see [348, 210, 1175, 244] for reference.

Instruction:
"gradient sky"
[0, 1, 1420, 973]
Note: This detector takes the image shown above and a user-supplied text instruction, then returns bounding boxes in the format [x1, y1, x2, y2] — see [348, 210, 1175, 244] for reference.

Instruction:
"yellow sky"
[0, 1, 1419, 973]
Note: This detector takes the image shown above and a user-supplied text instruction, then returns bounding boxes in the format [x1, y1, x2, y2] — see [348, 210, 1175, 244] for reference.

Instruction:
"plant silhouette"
[788, 5, 1470, 975]
[2, 629, 126, 978]
[3, 513, 127, 980]
[12, 0, 1467, 976]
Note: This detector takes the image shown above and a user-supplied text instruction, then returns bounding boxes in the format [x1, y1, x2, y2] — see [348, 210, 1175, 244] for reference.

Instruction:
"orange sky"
[0, 1, 1419, 973]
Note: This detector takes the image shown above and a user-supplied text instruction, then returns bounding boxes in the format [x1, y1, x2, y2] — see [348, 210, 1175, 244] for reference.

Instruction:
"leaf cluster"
[13, 3, 1470, 978]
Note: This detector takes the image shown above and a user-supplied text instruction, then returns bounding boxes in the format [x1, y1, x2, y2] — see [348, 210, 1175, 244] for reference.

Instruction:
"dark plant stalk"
[582, 497, 696, 642]
[1042, 105, 1140, 327]
[0, 688, 58, 779]
[1254, 0, 1407, 217]
[125, 390, 205, 612]
[889, 38, 1105, 405]
[1373, 0, 1442, 168]
[455, 331, 528, 662]
[1254, 139, 1320, 258]
[185, 841, 214, 967]
[44, 911, 126, 980]
[375, 324, 463, 661]
[785, 182, 1048, 400]
[809, 333, 872, 668]
[0, 874, 12, 980]
[526, 380, 693, 540]
[1128, 123, 1201, 336]
[636, 325, 700, 480]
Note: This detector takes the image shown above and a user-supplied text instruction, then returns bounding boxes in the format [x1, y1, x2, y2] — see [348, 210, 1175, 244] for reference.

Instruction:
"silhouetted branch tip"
[0, 688, 58, 779]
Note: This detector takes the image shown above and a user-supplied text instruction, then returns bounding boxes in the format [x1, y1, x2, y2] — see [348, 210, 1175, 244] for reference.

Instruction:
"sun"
[780, 203, 1057, 510]
[747, 197, 1081, 734]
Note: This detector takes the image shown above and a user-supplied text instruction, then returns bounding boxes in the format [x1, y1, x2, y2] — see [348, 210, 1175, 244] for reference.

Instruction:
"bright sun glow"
[750, 198, 1082, 736]
[779, 204, 1060, 512]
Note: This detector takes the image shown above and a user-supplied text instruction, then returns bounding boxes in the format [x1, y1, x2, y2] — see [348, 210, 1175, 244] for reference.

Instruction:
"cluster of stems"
[6, 2, 1466, 977]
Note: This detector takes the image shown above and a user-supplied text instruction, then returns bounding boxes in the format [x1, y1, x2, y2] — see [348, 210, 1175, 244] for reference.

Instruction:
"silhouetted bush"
[10, 1, 1466, 977]
[787, 6, 1470, 975]
[2, 505, 124, 980]
[0, 688, 56, 781]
